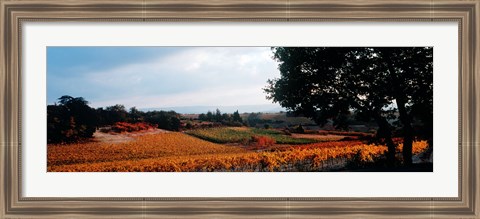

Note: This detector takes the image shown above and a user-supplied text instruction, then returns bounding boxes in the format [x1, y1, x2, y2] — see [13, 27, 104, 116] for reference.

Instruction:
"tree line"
[47, 95, 181, 143]
[195, 110, 283, 128]
[197, 109, 243, 126]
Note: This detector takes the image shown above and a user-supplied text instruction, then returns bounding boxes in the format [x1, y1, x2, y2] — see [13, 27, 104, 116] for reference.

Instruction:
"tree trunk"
[423, 137, 433, 161]
[374, 114, 396, 167]
[395, 96, 414, 166]
[381, 48, 414, 167]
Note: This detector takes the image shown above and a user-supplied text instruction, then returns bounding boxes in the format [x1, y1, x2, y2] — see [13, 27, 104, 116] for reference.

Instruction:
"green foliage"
[106, 104, 128, 123]
[215, 109, 222, 122]
[294, 125, 305, 134]
[144, 110, 181, 131]
[232, 110, 243, 123]
[196, 109, 244, 127]
[96, 104, 128, 126]
[128, 107, 142, 122]
[246, 112, 264, 127]
[264, 47, 433, 166]
[186, 127, 317, 144]
[206, 111, 214, 121]
[187, 128, 252, 144]
[96, 106, 181, 131]
[48, 95, 185, 142]
[47, 95, 97, 143]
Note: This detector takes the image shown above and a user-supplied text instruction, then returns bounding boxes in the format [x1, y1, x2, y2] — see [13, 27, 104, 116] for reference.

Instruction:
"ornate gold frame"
[1, 0, 479, 218]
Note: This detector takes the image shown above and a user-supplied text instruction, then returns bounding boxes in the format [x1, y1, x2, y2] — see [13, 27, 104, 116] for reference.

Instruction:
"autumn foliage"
[250, 135, 276, 148]
[47, 131, 429, 172]
[111, 122, 156, 133]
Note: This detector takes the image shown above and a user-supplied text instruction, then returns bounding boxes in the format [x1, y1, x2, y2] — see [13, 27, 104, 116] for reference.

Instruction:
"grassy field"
[186, 127, 319, 144]
[48, 129, 429, 172]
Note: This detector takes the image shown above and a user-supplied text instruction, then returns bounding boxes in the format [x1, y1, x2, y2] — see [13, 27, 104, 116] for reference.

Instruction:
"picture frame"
[1, 0, 478, 218]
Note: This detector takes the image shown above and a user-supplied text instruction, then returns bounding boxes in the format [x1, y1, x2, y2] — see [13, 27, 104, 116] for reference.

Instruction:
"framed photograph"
[1, 0, 479, 218]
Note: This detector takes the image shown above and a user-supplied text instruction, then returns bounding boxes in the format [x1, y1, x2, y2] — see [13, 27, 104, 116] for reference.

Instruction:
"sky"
[47, 47, 284, 113]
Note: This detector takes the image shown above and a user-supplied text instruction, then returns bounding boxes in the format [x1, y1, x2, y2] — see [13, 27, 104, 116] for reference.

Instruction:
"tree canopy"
[47, 95, 97, 143]
[197, 109, 244, 127]
[264, 47, 433, 166]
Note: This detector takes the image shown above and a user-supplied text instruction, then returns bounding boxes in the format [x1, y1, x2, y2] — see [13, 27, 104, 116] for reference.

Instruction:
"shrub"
[292, 125, 305, 134]
[112, 122, 156, 133]
[144, 111, 181, 131]
[250, 135, 276, 148]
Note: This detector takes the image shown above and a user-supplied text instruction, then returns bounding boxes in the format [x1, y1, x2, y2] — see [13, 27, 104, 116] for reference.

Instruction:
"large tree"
[232, 110, 243, 123]
[47, 95, 98, 143]
[104, 104, 128, 124]
[264, 47, 432, 166]
[144, 110, 181, 131]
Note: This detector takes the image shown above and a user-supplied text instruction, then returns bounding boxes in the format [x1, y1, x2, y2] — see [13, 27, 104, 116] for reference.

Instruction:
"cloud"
[90, 84, 271, 109]
[48, 47, 280, 109]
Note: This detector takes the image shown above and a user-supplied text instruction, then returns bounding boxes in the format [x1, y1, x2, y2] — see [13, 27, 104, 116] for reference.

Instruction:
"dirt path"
[92, 129, 170, 144]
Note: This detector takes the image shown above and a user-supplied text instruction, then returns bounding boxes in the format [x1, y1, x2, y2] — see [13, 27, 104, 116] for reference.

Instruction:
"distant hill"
[140, 104, 285, 114]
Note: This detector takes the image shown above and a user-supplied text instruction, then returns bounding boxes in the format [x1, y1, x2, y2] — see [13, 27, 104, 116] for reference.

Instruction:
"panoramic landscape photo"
[47, 47, 433, 172]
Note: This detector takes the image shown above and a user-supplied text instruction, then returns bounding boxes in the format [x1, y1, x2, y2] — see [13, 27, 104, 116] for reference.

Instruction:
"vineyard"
[48, 129, 429, 172]
[186, 127, 320, 144]
[48, 132, 245, 167]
